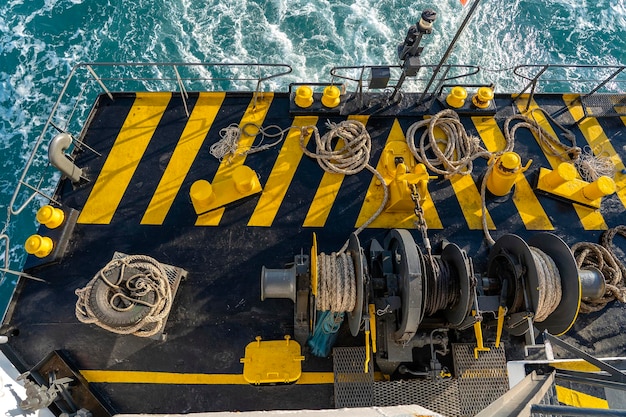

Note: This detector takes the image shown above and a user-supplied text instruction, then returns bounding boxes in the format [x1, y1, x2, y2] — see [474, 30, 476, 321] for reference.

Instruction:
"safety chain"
[409, 183, 433, 261]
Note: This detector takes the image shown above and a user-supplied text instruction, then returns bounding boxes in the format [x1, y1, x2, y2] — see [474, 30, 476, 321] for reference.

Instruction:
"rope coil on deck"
[573, 226, 626, 313]
[300, 120, 388, 251]
[406, 109, 494, 178]
[209, 123, 289, 162]
[75, 255, 173, 337]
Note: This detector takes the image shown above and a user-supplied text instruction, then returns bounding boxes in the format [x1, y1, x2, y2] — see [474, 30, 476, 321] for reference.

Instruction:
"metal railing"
[8, 62, 293, 218]
[513, 64, 626, 111]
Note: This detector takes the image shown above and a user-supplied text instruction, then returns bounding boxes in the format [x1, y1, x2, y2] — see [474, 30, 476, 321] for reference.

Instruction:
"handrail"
[513, 64, 626, 111]
[9, 62, 293, 218]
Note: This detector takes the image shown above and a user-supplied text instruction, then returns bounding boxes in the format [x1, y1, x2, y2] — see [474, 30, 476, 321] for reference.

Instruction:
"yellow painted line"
[563, 94, 626, 211]
[355, 119, 443, 229]
[196, 93, 274, 226]
[556, 385, 609, 409]
[514, 96, 607, 230]
[247, 116, 318, 227]
[551, 361, 600, 372]
[472, 116, 553, 230]
[80, 370, 334, 385]
[449, 174, 495, 230]
[303, 115, 370, 228]
[78, 93, 171, 224]
[141, 93, 226, 225]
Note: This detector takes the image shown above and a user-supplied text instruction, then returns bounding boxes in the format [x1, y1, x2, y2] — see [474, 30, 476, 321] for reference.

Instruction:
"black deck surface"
[3, 91, 626, 414]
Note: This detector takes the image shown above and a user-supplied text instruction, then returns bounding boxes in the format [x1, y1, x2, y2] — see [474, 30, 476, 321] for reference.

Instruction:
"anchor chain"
[410, 183, 432, 261]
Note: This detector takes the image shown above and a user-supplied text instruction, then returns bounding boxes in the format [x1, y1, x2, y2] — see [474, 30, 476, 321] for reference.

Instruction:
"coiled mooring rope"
[209, 122, 290, 162]
[300, 120, 388, 252]
[316, 252, 356, 313]
[406, 109, 494, 178]
[75, 255, 172, 337]
[572, 226, 626, 313]
[529, 247, 562, 322]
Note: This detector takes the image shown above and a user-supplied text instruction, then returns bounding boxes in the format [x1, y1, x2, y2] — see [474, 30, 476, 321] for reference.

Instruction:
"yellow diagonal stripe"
[514, 95, 607, 230]
[141, 93, 226, 225]
[80, 370, 334, 385]
[78, 92, 171, 224]
[303, 115, 369, 228]
[562, 94, 626, 211]
[247, 116, 318, 227]
[556, 385, 609, 409]
[195, 93, 274, 226]
[355, 119, 443, 229]
[472, 116, 553, 230]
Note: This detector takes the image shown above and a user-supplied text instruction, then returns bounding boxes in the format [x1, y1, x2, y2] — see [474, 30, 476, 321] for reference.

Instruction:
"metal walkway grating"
[333, 347, 374, 408]
[580, 94, 626, 118]
[373, 379, 461, 416]
[453, 343, 509, 416]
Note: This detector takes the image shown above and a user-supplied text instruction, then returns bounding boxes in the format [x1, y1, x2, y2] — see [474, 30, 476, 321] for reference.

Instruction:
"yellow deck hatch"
[240, 336, 305, 385]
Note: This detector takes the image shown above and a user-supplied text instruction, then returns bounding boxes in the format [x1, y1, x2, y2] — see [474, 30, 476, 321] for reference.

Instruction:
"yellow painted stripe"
[78, 93, 171, 224]
[141, 93, 226, 225]
[556, 385, 609, 409]
[472, 116, 553, 230]
[303, 115, 370, 228]
[514, 96, 607, 230]
[247, 116, 319, 227]
[562, 94, 626, 210]
[355, 119, 443, 229]
[195, 93, 274, 226]
[449, 174, 495, 230]
[80, 370, 334, 385]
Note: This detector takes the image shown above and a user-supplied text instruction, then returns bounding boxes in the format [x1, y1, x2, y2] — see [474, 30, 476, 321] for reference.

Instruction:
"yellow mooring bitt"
[486, 151, 532, 197]
[190, 165, 262, 215]
[25, 234, 54, 258]
[536, 162, 616, 209]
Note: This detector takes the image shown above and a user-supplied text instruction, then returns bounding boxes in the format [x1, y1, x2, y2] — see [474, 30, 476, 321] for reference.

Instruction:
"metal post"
[86, 65, 113, 101]
[417, 0, 482, 105]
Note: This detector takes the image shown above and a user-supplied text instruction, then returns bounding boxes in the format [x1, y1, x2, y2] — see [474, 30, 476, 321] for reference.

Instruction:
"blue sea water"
[0, 0, 625, 316]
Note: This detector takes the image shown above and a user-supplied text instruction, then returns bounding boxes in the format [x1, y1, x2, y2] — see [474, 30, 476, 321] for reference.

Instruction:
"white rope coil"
[300, 120, 388, 252]
[75, 255, 173, 337]
[316, 252, 356, 313]
[575, 148, 616, 182]
[406, 109, 493, 178]
[209, 123, 290, 162]
[529, 247, 562, 322]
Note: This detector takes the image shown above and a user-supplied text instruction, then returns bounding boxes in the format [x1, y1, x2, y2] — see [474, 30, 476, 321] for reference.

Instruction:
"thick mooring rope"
[572, 226, 626, 313]
[529, 247, 562, 322]
[424, 256, 459, 316]
[316, 252, 356, 313]
[75, 255, 172, 337]
[300, 120, 388, 252]
[406, 109, 494, 178]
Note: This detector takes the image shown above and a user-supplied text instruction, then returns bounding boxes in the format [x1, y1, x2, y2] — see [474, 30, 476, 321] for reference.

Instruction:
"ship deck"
[2, 90, 626, 415]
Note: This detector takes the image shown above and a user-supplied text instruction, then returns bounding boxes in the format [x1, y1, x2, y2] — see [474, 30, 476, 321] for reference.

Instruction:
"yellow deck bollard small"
[472, 86, 494, 109]
[294, 86, 314, 108]
[542, 162, 578, 189]
[25, 234, 54, 258]
[321, 85, 341, 108]
[190, 180, 215, 214]
[446, 86, 468, 108]
[486, 152, 531, 196]
[36, 205, 65, 229]
[582, 176, 616, 201]
[232, 165, 257, 194]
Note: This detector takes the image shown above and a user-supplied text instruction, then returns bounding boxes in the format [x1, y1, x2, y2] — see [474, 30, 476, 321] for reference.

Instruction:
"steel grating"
[453, 343, 509, 417]
[373, 379, 461, 416]
[580, 95, 626, 117]
[333, 347, 374, 408]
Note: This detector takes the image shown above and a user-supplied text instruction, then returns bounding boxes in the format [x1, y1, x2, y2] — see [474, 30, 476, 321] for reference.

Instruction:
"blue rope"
[307, 310, 344, 357]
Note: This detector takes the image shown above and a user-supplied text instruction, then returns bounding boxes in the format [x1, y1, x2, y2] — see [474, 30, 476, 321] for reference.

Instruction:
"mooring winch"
[260, 228, 608, 376]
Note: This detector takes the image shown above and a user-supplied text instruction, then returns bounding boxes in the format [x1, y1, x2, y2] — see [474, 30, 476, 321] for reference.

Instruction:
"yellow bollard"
[445, 86, 468, 109]
[321, 85, 341, 108]
[190, 180, 215, 214]
[294, 86, 314, 108]
[25, 234, 54, 258]
[232, 165, 257, 194]
[486, 152, 531, 196]
[472, 86, 494, 109]
[542, 162, 578, 189]
[36, 205, 65, 229]
[582, 176, 616, 201]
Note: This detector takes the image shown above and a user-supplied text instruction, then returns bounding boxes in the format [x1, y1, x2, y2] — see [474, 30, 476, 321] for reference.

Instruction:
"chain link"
[410, 183, 433, 261]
